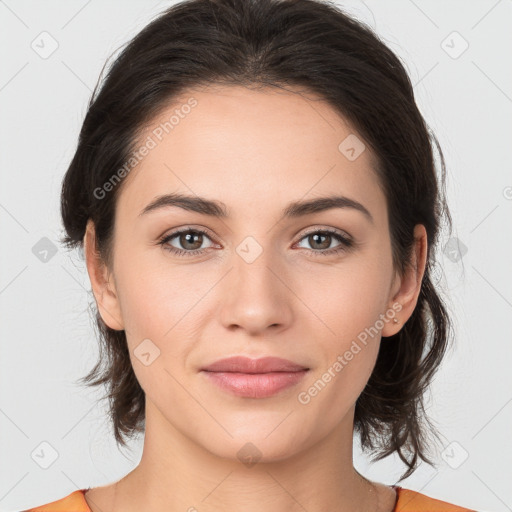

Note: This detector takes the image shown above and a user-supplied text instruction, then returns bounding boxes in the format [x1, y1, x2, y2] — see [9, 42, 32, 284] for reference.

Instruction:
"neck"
[110, 401, 381, 512]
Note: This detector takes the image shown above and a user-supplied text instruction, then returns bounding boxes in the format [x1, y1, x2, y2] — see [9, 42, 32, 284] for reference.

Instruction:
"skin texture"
[83, 85, 427, 512]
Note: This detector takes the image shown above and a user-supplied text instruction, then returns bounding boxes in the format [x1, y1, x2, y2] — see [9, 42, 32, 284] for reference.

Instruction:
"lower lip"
[201, 370, 309, 398]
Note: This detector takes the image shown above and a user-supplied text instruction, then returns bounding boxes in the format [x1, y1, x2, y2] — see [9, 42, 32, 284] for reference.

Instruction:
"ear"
[83, 219, 124, 331]
[381, 224, 428, 337]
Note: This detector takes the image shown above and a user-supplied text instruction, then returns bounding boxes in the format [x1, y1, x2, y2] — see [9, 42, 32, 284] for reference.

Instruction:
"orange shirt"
[21, 485, 476, 511]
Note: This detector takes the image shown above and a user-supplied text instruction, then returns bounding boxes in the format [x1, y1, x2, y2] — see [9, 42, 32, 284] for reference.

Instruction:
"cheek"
[109, 257, 204, 397]
[297, 258, 390, 402]
[300, 256, 392, 337]
[115, 263, 206, 402]
[297, 285, 385, 430]
[114, 247, 208, 337]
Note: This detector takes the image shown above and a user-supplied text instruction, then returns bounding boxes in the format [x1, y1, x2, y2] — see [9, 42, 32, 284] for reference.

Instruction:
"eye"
[158, 227, 216, 257]
[295, 229, 354, 257]
[158, 227, 354, 258]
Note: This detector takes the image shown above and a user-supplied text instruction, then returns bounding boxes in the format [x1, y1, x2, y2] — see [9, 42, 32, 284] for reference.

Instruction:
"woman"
[24, 0, 476, 510]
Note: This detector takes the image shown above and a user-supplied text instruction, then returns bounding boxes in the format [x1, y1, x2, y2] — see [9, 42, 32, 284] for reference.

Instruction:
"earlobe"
[381, 224, 428, 338]
[83, 219, 124, 331]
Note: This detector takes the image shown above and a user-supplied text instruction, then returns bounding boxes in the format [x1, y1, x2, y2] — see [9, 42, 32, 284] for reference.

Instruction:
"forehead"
[116, 84, 386, 225]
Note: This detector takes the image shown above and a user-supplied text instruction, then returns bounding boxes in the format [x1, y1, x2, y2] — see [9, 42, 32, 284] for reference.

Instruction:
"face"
[86, 84, 424, 462]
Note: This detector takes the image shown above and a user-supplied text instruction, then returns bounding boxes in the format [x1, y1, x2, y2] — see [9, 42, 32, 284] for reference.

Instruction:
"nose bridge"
[219, 234, 292, 332]
[232, 234, 281, 299]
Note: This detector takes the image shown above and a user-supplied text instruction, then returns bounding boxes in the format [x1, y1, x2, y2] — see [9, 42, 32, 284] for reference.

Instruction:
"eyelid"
[159, 224, 353, 246]
[159, 224, 217, 241]
[295, 225, 353, 242]
[157, 223, 359, 262]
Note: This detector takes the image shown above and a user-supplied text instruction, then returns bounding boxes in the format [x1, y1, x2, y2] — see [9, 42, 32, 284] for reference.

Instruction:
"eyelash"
[158, 227, 354, 258]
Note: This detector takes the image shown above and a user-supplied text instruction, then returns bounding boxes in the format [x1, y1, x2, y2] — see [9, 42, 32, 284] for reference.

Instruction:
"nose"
[218, 250, 293, 336]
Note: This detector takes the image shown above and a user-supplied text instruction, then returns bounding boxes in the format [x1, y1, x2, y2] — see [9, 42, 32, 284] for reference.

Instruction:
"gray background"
[1, 1, 511, 511]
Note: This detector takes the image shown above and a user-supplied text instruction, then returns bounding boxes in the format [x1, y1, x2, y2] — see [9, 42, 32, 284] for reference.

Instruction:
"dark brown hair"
[60, 0, 454, 481]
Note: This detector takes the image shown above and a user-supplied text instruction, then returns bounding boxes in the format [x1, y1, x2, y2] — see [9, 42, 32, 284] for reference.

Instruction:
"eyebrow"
[138, 193, 374, 224]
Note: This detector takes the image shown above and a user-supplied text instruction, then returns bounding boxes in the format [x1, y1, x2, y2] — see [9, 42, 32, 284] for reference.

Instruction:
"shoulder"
[21, 489, 90, 512]
[21, 485, 478, 512]
[394, 486, 477, 511]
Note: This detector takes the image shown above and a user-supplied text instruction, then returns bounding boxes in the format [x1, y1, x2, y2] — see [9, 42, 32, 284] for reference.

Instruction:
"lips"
[201, 356, 309, 373]
[200, 356, 310, 398]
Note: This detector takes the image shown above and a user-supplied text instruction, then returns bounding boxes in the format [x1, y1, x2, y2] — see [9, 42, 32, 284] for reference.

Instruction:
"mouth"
[201, 369, 309, 398]
[200, 356, 310, 398]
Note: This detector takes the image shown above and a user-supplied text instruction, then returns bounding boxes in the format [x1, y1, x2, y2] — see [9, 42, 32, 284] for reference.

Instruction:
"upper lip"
[201, 356, 309, 373]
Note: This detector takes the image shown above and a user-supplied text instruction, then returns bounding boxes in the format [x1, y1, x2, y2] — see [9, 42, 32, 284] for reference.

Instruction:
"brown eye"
[177, 231, 204, 251]
[296, 229, 353, 256]
[307, 232, 332, 250]
[159, 228, 215, 257]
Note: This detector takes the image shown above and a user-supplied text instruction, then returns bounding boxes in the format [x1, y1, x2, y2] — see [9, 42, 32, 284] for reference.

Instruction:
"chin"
[198, 426, 312, 466]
